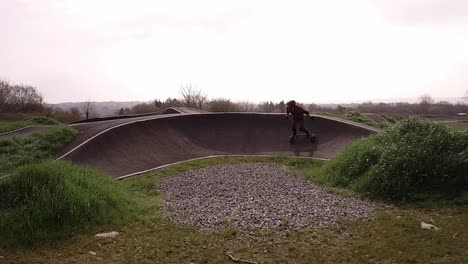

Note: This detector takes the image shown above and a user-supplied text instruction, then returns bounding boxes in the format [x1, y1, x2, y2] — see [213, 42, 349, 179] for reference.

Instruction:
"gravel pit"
[158, 163, 375, 230]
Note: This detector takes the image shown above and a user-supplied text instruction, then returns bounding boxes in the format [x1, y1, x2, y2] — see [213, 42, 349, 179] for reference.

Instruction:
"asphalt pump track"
[57, 113, 378, 178]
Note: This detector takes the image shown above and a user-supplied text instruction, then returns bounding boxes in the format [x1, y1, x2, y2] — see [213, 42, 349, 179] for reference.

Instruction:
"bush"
[0, 126, 77, 173]
[0, 161, 132, 248]
[321, 117, 468, 200]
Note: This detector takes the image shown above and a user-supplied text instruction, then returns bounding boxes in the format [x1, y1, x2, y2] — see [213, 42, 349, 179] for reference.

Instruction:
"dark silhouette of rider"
[284, 100, 313, 140]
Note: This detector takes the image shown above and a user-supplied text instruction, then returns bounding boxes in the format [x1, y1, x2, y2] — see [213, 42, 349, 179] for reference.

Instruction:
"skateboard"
[289, 134, 316, 144]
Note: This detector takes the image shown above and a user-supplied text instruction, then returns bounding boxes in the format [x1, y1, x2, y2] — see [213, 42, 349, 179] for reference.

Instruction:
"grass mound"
[22, 116, 61, 125]
[345, 111, 384, 128]
[0, 161, 132, 248]
[0, 121, 31, 134]
[0, 116, 61, 134]
[318, 117, 468, 201]
[380, 114, 396, 123]
[0, 126, 77, 173]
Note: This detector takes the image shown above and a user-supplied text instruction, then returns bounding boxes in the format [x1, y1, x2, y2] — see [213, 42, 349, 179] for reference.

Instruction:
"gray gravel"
[158, 163, 375, 230]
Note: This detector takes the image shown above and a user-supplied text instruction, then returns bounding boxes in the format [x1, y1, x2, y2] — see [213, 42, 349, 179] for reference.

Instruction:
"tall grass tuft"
[0, 126, 77, 173]
[320, 117, 468, 201]
[0, 161, 133, 248]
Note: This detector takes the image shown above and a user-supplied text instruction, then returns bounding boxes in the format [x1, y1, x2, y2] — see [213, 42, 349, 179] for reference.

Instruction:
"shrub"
[0, 161, 132, 248]
[322, 117, 468, 200]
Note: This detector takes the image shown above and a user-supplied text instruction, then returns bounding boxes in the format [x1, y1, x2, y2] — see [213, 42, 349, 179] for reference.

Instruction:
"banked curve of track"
[57, 113, 379, 178]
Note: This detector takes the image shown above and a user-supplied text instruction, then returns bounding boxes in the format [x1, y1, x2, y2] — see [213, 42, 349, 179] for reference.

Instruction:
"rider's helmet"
[286, 100, 296, 107]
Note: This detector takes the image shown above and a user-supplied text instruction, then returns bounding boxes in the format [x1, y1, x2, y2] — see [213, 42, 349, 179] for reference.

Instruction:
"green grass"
[0, 116, 466, 261]
[0, 161, 134, 248]
[443, 121, 468, 132]
[0, 126, 77, 173]
[1, 156, 467, 263]
[316, 117, 468, 201]
[0, 121, 29, 134]
[0, 116, 60, 134]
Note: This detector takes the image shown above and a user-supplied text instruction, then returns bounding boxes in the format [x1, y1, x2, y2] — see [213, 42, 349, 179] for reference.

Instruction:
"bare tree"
[0, 79, 43, 113]
[256, 101, 276, 113]
[153, 99, 163, 109]
[18, 85, 43, 112]
[164, 97, 183, 107]
[208, 98, 239, 112]
[337, 105, 346, 113]
[47, 106, 82, 123]
[179, 83, 207, 109]
[70, 107, 81, 117]
[0, 79, 12, 111]
[419, 94, 434, 114]
[237, 101, 256, 112]
[419, 94, 434, 105]
[196, 92, 208, 109]
[81, 99, 95, 120]
[131, 102, 158, 114]
[118, 108, 125, 115]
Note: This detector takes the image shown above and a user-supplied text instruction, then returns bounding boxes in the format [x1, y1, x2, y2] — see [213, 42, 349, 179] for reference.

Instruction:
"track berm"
[57, 112, 378, 178]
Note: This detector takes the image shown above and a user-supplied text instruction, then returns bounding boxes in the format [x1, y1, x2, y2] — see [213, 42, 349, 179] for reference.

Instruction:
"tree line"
[355, 95, 468, 117]
[122, 86, 468, 118]
[0, 79, 81, 122]
[0, 79, 44, 113]
[116, 84, 291, 115]
[1, 78, 467, 122]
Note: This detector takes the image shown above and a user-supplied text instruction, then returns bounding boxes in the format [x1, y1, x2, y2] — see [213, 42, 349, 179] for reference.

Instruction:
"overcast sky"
[1, 0, 468, 103]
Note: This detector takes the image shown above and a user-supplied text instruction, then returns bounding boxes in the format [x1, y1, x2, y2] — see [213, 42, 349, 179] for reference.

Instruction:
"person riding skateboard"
[284, 100, 314, 142]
